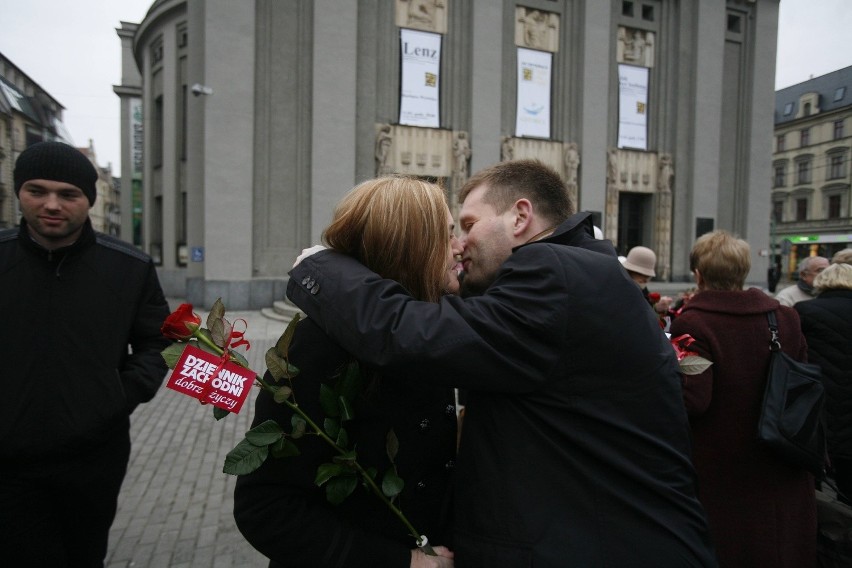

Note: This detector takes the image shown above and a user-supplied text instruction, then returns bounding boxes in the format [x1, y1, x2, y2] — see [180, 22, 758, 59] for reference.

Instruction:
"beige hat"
[621, 246, 656, 277]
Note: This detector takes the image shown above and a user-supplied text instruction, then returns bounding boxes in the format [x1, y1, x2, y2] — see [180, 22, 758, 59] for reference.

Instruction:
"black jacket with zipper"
[0, 219, 171, 464]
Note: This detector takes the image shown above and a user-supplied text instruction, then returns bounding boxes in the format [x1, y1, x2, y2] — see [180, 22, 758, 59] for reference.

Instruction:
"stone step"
[261, 300, 303, 322]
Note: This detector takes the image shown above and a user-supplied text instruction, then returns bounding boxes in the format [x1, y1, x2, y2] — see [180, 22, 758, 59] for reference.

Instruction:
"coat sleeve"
[287, 247, 572, 393]
[120, 261, 171, 411]
[669, 316, 714, 416]
[232, 320, 412, 568]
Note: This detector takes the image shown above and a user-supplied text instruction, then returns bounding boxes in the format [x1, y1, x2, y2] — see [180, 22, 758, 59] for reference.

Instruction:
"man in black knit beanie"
[0, 141, 171, 566]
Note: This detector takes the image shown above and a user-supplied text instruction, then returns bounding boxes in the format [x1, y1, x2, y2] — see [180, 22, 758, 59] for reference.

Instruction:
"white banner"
[515, 48, 552, 139]
[399, 29, 441, 128]
[617, 64, 649, 150]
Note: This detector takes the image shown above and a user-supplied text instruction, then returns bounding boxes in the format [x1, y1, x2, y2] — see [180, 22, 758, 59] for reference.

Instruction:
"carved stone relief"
[515, 7, 560, 53]
[617, 26, 655, 68]
[375, 123, 453, 179]
[501, 135, 515, 162]
[375, 123, 394, 176]
[396, 0, 447, 34]
[562, 142, 580, 207]
[604, 148, 673, 279]
[452, 131, 471, 189]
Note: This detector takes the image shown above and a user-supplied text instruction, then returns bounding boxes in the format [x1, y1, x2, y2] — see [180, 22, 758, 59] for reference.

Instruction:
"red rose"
[648, 292, 661, 304]
[162, 303, 201, 340]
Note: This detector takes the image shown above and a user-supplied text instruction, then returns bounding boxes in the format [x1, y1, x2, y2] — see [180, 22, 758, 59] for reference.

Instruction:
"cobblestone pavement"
[106, 302, 289, 567]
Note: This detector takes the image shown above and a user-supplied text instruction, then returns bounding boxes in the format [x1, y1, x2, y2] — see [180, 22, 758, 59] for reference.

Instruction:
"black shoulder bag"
[756, 310, 826, 476]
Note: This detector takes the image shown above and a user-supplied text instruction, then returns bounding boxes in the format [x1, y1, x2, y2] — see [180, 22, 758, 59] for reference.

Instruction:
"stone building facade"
[772, 65, 852, 277]
[117, 0, 780, 308]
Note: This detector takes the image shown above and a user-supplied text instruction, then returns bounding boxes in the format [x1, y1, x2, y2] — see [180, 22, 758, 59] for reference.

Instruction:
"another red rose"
[162, 303, 202, 340]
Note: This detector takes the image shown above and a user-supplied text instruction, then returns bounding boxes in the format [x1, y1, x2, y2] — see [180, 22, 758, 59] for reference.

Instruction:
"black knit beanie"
[14, 141, 98, 205]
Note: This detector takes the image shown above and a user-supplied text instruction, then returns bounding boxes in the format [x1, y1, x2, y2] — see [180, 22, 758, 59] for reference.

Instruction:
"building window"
[153, 95, 164, 168]
[796, 198, 808, 221]
[797, 160, 811, 184]
[774, 164, 786, 187]
[800, 128, 810, 147]
[777, 134, 786, 152]
[783, 102, 794, 116]
[803, 102, 811, 116]
[727, 14, 741, 33]
[828, 195, 842, 219]
[835, 87, 847, 102]
[773, 201, 784, 223]
[642, 4, 654, 21]
[829, 155, 845, 179]
[835, 120, 845, 140]
[622, 1, 634, 16]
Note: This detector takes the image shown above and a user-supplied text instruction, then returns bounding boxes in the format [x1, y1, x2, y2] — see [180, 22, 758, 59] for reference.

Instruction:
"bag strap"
[766, 311, 782, 352]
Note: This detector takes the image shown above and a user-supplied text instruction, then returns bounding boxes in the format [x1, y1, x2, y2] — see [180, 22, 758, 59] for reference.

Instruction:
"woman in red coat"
[670, 230, 816, 568]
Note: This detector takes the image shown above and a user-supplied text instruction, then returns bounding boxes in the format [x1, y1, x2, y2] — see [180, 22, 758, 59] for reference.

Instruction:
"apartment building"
[773, 65, 852, 277]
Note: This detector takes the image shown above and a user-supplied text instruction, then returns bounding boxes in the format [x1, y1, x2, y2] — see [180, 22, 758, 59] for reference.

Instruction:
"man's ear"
[511, 198, 534, 237]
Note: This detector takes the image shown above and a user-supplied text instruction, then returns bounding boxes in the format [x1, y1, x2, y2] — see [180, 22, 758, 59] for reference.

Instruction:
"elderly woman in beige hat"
[621, 246, 673, 329]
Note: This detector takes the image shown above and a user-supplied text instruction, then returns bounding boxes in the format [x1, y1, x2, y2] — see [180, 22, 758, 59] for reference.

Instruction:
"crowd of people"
[4, 142, 849, 567]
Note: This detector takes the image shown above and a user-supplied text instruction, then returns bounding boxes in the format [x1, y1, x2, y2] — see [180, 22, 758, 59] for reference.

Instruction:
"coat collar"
[17, 217, 96, 261]
[514, 211, 618, 258]
[681, 287, 779, 316]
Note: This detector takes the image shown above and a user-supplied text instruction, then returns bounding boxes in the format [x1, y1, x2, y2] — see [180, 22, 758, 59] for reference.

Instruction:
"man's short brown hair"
[459, 159, 574, 225]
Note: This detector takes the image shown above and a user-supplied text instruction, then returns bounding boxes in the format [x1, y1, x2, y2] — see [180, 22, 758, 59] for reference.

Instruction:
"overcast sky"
[0, 0, 850, 178]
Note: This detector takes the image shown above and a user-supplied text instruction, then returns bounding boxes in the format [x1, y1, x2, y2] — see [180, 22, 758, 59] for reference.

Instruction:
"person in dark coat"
[287, 160, 716, 567]
[234, 177, 459, 568]
[0, 141, 171, 566]
[670, 230, 816, 568]
[796, 262, 852, 501]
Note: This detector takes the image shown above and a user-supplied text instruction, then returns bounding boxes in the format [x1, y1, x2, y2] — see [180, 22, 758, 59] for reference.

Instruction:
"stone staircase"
[260, 299, 303, 322]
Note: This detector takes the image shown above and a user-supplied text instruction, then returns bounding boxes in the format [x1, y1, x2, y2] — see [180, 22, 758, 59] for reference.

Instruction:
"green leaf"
[265, 348, 289, 381]
[275, 313, 301, 358]
[223, 438, 268, 475]
[679, 355, 713, 376]
[245, 420, 284, 446]
[207, 298, 226, 330]
[381, 469, 404, 498]
[336, 427, 349, 448]
[319, 384, 340, 417]
[161, 342, 187, 369]
[326, 475, 358, 505]
[210, 317, 228, 349]
[271, 437, 300, 458]
[213, 407, 230, 421]
[386, 428, 400, 463]
[339, 361, 363, 403]
[324, 418, 340, 440]
[364, 467, 378, 484]
[290, 415, 306, 439]
[273, 385, 293, 403]
[230, 350, 250, 369]
[315, 462, 345, 486]
[332, 449, 357, 465]
[338, 396, 355, 422]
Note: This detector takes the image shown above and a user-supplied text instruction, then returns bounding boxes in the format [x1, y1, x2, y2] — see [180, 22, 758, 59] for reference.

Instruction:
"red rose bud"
[162, 303, 202, 340]
[648, 292, 661, 304]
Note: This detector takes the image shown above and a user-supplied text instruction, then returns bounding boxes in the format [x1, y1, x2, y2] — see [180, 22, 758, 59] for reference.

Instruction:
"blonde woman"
[670, 230, 815, 568]
[234, 177, 461, 568]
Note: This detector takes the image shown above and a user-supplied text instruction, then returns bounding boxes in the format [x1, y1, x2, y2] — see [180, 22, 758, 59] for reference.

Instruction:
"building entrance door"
[617, 192, 651, 255]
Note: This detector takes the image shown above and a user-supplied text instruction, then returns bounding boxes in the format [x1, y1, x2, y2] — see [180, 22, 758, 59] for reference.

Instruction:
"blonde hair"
[323, 176, 450, 303]
[814, 262, 852, 292]
[832, 248, 852, 265]
[689, 230, 751, 291]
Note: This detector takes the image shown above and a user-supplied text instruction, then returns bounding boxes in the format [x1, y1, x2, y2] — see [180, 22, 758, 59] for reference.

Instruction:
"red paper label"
[166, 345, 255, 413]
